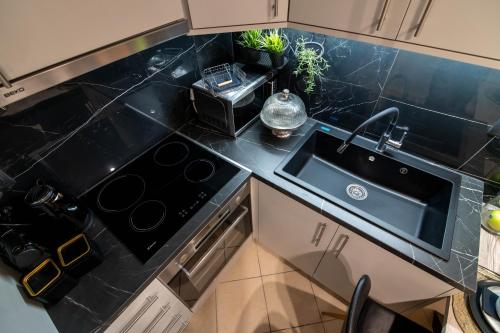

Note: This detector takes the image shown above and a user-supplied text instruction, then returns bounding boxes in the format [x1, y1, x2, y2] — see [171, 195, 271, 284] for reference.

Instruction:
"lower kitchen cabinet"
[105, 279, 191, 333]
[257, 181, 339, 276]
[256, 180, 454, 312]
[313, 226, 453, 312]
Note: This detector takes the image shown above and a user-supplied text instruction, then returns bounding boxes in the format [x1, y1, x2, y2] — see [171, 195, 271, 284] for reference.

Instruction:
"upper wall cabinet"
[0, 0, 184, 81]
[289, 0, 410, 39]
[187, 0, 288, 30]
[397, 0, 500, 61]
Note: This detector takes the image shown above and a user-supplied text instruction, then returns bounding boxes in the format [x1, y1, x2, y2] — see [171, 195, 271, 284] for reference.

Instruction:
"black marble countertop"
[45, 143, 251, 333]
[7, 30, 484, 332]
[46, 117, 482, 333]
[179, 118, 483, 294]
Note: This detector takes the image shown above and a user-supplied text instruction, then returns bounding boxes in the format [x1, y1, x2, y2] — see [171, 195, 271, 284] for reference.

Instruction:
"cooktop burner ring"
[97, 174, 146, 213]
[129, 200, 167, 232]
[184, 159, 216, 183]
[153, 141, 190, 167]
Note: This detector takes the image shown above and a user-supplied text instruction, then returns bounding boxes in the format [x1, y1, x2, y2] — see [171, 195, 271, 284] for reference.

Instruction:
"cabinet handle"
[0, 71, 11, 88]
[414, 0, 433, 37]
[314, 223, 327, 247]
[143, 304, 171, 333]
[163, 313, 182, 333]
[311, 222, 322, 245]
[175, 322, 188, 333]
[182, 206, 248, 278]
[121, 295, 159, 333]
[376, 0, 391, 31]
[334, 235, 349, 258]
[272, 0, 279, 17]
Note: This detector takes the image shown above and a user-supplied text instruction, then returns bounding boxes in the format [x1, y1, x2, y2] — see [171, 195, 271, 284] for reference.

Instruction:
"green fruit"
[487, 210, 500, 231]
[489, 171, 500, 184]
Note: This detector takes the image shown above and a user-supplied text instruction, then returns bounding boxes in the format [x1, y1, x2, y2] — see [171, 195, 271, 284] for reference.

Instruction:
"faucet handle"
[387, 125, 409, 149]
[397, 125, 409, 139]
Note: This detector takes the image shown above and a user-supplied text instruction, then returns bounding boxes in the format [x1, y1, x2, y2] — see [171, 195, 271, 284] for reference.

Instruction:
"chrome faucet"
[336, 107, 409, 154]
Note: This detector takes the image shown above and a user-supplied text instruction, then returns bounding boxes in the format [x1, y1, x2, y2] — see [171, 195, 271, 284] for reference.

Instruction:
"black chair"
[343, 275, 433, 333]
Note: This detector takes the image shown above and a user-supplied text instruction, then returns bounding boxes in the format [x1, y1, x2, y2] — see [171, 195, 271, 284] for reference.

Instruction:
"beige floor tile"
[275, 322, 326, 333]
[322, 320, 344, 333]
[257, 244, 296, 276]
[216, 277, 270, 333]
[262, 271, 322, 331]
[219, 239, 261, 282]
[310, 282, 347, 322]
[183, 292, 217, 333]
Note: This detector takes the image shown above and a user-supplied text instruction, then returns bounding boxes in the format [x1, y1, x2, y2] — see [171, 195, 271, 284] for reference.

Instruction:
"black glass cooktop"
[84, 133, 239, 262]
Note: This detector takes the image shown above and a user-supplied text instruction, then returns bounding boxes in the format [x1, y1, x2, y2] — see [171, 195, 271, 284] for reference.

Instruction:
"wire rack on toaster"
[201, 63, 247, 96]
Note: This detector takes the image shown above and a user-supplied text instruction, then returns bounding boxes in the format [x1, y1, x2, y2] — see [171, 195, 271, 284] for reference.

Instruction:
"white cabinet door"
[187, 0, 288, 29]
[258, 181, 339, 276]
[289, 0, 410, 39]
[105, 279, 191, 333]
[397, 0, 500, 60]
[0, 0, 184, 80]
[314, 226, 452, 311]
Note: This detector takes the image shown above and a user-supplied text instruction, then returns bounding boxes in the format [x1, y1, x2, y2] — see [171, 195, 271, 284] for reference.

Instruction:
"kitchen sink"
[275, 125, 461, 260]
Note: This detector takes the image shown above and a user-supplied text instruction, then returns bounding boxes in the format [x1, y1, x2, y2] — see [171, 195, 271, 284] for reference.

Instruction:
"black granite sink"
[276, 125, 461, 260]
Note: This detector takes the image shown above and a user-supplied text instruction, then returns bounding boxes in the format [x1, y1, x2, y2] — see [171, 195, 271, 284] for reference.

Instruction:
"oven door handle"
[181, 206, 249, 278]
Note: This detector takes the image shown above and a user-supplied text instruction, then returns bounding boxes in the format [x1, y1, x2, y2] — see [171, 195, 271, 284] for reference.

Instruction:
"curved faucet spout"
[337, 107, 407, 154]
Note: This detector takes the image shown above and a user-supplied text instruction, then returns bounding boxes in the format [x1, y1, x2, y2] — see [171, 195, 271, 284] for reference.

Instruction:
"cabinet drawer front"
[289, 0, 410, 39]
[314, 227, 452, 311]
[397, 0, 500, 60]
[105, 279, 191, 333]
[257, 181, 338, 276]
[188, 0, 288, 29]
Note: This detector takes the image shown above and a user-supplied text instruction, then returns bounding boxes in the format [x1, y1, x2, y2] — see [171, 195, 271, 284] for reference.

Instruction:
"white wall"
[0, 263, 58, 333]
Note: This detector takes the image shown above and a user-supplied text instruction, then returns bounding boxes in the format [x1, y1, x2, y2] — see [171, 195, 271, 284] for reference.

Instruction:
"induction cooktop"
[83, 133, 239, 262]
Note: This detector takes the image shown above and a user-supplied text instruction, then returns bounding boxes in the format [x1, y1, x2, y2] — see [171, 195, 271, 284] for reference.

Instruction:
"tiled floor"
[184, 238, 445, 333]
[184, 238, 346, 333]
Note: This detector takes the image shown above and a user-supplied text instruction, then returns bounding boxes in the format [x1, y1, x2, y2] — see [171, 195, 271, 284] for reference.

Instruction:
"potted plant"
[293, 37, 330, 94]
[260, 29, 288, 68]
[237, 29, 263, 63]
[235, 29, 288, 68]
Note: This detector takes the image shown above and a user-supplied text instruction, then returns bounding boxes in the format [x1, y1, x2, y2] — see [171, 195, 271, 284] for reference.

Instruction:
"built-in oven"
[158, 182, 251, 307]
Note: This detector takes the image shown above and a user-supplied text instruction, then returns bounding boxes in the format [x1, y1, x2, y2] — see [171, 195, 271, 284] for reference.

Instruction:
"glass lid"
[260, 89, 307, 130]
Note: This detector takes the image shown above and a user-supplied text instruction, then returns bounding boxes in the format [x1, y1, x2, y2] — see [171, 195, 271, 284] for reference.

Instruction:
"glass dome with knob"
[260, 89, 307, 138]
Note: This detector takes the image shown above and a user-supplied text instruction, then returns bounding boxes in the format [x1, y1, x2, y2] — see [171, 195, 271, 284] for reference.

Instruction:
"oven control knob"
[236, 195, 241, 204]
[179, 254, 188, 264]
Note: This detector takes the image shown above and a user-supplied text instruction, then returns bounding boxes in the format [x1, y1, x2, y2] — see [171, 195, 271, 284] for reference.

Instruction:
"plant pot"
[236, 45, 261, 64]
[295, 74, 321, 95]
[269, 52, 286, 68]
[292, 40, 328, 96]
[234, 35, 289, 69]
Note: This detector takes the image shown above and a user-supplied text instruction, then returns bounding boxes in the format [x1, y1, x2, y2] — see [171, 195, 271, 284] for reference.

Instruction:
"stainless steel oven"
[158, 182, 251, 307]
[191, 64, 276, 137]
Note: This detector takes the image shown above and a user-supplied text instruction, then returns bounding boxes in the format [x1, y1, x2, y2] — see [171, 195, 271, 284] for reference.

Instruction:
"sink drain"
[346, 184, 368, 201]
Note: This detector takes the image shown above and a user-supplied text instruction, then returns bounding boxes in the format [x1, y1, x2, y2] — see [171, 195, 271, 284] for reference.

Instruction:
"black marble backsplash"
[0, 28, 499, 200]
[0, 33, 233, 197]
[264, 28, 500, 197]
[0, 27, 493, 333]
